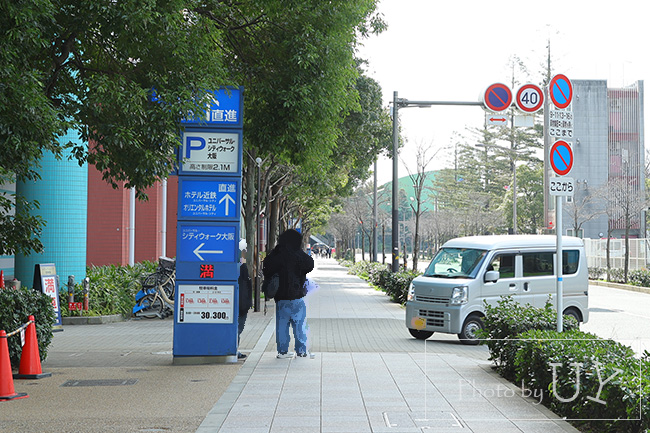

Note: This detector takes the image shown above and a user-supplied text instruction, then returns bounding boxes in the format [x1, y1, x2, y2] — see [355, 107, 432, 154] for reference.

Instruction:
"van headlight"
[407, 281, 415, 302]
[450, 286, 468, 305]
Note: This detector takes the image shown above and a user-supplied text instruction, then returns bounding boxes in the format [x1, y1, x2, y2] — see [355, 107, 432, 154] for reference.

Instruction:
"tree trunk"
[624, 224, 630, 284]
[268, 184, 280, 249]
[412, 213, 420, 271]
[382, 224, 385, 264]
[606, 227, 612, 281]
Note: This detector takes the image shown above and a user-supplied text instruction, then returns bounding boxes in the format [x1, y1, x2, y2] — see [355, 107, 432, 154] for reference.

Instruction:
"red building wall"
[86, 167, 130, 266]
[87, 166, 178, 266]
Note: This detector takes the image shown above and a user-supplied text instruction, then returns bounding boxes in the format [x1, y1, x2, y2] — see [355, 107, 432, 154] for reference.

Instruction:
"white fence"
[583, 238, 649, 270]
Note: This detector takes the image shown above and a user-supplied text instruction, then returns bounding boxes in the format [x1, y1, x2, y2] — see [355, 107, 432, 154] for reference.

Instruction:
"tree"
[198, 1, 386, 269]
[563, 182, 604, 237]
[402, 142, 440, 271]
[1, 0, 228, 255]
[606, 176, 648, 283]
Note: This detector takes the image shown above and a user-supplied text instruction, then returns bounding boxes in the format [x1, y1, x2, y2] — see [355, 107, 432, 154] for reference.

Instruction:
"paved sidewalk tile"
[199, 258, 581, 433]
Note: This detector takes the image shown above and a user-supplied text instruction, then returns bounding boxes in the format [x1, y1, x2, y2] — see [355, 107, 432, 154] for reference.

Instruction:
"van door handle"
[509, 283, 517, 291]
[524, 282, 530, 292]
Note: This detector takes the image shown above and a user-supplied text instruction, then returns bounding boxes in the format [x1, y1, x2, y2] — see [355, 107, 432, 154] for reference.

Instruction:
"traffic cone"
[0, 330, 28, 400]
[13, 316, 52, 380]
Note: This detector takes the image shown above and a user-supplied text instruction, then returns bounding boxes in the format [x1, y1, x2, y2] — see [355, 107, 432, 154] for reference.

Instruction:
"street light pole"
[390, 93, 482, 272]
[254, 157, 262, 312]
[391, 91, 400, 272]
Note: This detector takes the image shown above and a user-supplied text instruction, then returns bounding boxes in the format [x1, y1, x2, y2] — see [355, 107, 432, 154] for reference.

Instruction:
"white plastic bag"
[304, 277, 319, 294]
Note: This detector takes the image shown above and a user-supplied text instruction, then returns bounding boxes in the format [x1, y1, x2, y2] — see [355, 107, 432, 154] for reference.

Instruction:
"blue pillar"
[15, 129, 88, 286]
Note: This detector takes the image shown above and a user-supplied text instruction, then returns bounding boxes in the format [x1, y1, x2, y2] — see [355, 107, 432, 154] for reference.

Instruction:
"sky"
[356, 0, 649, 186]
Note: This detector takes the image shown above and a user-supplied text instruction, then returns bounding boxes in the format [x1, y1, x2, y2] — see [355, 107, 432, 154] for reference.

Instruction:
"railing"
[583, 238, 649, 270]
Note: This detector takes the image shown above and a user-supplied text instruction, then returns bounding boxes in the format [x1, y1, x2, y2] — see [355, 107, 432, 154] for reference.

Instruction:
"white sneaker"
[276, 352, 295, 359]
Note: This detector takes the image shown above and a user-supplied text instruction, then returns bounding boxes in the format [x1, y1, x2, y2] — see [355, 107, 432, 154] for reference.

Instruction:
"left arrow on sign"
[193, 243, 224, 261]
[219, 193, 236, 216]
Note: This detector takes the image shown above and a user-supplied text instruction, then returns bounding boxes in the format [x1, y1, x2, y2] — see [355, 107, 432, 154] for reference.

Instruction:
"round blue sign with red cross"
[483, 83, 513, 112]
[549, 74, 573, 109]
[550, 140, 573, 176]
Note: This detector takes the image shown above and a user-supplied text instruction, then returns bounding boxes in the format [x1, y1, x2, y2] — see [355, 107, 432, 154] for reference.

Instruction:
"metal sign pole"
[556, 195, 564, 332]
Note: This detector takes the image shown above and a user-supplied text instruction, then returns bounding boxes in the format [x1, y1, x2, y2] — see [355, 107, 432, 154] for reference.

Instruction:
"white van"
[405, 235, 589, 345]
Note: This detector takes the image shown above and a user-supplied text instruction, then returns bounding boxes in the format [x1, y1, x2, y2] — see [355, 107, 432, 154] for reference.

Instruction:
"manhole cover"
[61, 379, 138, 387]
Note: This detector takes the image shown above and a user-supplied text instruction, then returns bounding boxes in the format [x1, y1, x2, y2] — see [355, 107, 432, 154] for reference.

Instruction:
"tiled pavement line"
[196, 317, 277, 432]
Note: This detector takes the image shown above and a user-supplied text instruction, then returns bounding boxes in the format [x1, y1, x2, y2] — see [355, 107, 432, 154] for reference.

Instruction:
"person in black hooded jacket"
[262, 228, 314, 358]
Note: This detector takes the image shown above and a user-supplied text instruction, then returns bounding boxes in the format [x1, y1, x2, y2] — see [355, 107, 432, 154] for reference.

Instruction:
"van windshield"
[423, 248, 487, 279]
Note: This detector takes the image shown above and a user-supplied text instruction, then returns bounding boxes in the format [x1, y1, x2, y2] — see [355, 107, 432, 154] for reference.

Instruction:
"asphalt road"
[582, 283, 650, 355]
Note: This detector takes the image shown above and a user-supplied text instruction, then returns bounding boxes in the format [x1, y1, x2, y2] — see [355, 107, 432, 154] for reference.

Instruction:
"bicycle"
[133, 257, 176, 319]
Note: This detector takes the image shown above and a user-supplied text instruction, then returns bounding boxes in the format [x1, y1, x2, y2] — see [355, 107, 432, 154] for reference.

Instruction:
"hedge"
[345, 260, 420, 305]
[0, 288, 55, 370]
[481, 297, 649, 433]
[480, 296, 579, 380]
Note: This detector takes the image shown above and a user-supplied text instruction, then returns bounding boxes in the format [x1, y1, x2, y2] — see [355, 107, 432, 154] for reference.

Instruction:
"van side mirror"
[484, 270, 499, 283]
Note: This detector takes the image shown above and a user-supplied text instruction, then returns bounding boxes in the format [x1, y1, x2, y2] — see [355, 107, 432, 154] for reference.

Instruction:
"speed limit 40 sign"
[515, 84, 544, 113]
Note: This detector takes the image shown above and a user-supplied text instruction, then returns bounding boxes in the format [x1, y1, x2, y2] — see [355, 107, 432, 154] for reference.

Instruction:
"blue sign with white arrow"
[179, 224, 237, 263]
[179, 178, 240, 220]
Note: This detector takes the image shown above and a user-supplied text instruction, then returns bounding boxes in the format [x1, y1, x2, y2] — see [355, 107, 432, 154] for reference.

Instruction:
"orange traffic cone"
[0, 330, 28, 400]
[13, 316, 52, 380]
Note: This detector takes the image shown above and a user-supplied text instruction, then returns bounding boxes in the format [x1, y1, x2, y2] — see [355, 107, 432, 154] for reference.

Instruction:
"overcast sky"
[356, 0, 649, 186]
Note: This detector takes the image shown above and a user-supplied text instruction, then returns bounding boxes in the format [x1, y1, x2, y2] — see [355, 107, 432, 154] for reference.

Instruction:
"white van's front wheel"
[458, 314, 484, 345]
[409, 329, 434, 340]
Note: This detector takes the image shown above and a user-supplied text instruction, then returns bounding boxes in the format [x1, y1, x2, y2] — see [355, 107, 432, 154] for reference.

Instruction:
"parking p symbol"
[185, 136, 206, 158]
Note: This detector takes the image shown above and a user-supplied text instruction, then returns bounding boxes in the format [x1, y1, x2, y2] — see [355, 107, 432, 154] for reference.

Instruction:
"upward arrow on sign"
[219, 193, 235, 216]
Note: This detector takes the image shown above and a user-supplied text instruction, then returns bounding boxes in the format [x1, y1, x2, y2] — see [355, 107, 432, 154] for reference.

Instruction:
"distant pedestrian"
[237, 239, 253, 360]
[263, 229, 314, 358]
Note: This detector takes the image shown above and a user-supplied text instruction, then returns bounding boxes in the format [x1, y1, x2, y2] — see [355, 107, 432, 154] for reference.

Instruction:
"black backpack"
[262, 273, 279, 299]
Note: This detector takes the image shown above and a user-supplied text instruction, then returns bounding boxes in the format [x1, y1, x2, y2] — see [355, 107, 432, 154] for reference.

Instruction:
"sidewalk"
[0, 257, 581, 433]
[199, 257, 580, 433]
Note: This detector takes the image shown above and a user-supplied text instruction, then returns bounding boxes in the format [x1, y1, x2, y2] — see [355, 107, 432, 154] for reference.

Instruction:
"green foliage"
[589, 267, 605, 280]
[59, 261, 157, 317]
[515, 329, 648, 433]
[479, 296, 578, 380]
[590, 266, 650, 287]
[346, 260, 420, 304]
[480, 297, 648, 432]
[0, 288, 55, 369]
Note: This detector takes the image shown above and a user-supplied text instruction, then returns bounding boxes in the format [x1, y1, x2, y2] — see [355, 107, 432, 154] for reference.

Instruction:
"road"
[582, 284, 650, 355]
[352, 253, 650, 354]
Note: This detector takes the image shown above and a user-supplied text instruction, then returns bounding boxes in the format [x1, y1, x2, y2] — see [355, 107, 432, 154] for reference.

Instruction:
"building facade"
[545, 79, 645, 239]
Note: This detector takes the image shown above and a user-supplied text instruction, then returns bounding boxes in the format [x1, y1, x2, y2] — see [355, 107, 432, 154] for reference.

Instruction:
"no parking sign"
[550, 140, 573, 176]
[549, 74, 573, 109]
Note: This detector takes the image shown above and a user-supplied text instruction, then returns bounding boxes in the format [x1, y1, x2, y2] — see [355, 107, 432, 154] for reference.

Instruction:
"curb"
[589, 279, 650, 295]
[61, 314, 125, 325]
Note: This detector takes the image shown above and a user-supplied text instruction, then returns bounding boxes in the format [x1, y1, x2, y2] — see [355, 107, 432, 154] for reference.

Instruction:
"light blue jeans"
[275, 298, 308, 354]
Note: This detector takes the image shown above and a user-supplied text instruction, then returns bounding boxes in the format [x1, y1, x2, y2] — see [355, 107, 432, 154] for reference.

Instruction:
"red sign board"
[483, 83, 513, 112]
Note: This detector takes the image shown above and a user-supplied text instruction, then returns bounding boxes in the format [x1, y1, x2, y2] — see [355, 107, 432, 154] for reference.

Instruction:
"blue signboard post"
[173, 87, 243, 364]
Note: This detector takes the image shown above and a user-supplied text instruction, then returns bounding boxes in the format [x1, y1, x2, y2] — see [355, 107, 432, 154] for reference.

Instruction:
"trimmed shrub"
[480, 296, 578, 380]
[515, 329, 648, 433]
[481, 298, 648, 432]
[0, 288, 56, 370]
[588, 266, 604, 280]
[346, 260, 420, 305]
